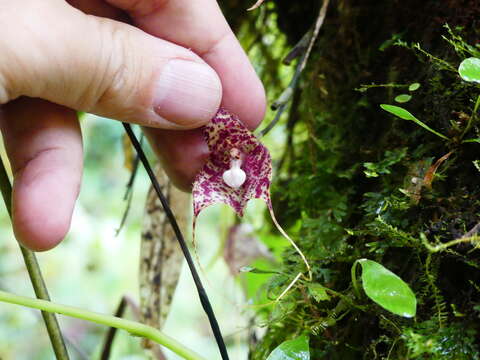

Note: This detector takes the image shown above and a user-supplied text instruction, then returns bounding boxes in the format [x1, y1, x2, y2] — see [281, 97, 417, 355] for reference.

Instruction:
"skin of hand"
[0, 0, 266, 251]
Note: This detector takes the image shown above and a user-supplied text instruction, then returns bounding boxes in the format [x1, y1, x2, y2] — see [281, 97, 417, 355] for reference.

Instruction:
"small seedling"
[380, 104, 449, 140]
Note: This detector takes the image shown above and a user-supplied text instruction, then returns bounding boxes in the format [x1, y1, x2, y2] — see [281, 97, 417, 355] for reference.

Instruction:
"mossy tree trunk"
[222, 1, 480, 359]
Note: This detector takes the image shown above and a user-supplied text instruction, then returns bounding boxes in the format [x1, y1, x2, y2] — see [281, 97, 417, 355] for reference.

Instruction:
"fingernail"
[154, 59, 222, 128]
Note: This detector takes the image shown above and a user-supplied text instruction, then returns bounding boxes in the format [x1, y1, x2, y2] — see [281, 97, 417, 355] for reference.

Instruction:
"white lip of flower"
[223, 159, 246, 188]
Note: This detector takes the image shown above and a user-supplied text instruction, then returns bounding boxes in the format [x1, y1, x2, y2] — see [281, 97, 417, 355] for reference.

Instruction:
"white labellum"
[223, 160, 246, 188]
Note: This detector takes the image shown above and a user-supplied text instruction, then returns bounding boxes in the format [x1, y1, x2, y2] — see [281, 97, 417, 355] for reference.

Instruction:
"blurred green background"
[0, 111, 286, 360]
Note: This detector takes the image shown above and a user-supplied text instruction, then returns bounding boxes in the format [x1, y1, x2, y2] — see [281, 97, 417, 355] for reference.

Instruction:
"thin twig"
[116, 137, 143, 236]
[283, 30, 312, 65]
[122, 123, 230, 360]
[0, 156, 69, 359]
[123, 136, 143, 201]
[259, 51, 306, 136]
[259, 0, 330, 136]
[100, 296, 160, 360]
[100, 296, 127, 360]
[115, 188, 134, 236]
[462, 222, 480, 239]
[298, 0, 330, 73]
[275, 273, 302, 302]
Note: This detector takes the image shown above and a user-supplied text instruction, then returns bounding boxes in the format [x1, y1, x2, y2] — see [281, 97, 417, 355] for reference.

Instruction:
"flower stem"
[0, 155, 70, 359]
[0, 290, 206, 360]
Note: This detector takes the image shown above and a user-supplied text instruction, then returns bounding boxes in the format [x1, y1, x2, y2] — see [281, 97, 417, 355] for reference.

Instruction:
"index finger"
[107, 0, 266, 190]
[73, 0, 266, 189]
[107, 0, 266, 127]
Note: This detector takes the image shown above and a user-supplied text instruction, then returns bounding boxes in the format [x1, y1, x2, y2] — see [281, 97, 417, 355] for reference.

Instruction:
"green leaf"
[408, 83, 421, 91]
[239, 266, 279, 274]
[394, 94, 412, 103]
[380, 104, 417, 120]
[307, 283, 330, 302]
[380, 104, 449, 140]
[463, 138, 480, 143]
[356, 259, 417, 318]
[266, 335, 310, 360]
[362, 148, 407, 178]
[458, 57, 480, 83]
[363, 162, 380, 177]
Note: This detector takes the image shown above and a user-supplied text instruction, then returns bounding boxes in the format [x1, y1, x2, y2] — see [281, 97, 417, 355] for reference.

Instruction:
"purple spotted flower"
[193, 108, 272, 218]
[192, 108, 311, 280]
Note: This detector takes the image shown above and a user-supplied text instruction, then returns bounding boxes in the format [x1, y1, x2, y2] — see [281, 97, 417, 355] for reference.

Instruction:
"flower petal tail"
[191, 108, 312, 288]
[268, 205, 312, 281]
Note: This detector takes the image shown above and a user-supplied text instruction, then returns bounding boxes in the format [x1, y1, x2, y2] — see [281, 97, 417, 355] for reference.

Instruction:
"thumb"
[0, 2, 222, 129]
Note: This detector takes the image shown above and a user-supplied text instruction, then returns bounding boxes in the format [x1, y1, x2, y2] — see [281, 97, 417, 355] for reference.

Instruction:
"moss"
[221, 1, 480, 358]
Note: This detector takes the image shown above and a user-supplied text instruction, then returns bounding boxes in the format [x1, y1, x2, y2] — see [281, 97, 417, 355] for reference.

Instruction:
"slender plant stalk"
[259, 0, 329, 137]
[100, 296, 163, 360]
[123, 123, 230, 360]
[351, 260, 362, 299]
[0, 155, 69, 359]
[461, 94, 480, 140]
[421, 232, 480, 253]
[100, 297, 128, 360]
[116, 135, 143, 236]
[0, 290, 205, 360]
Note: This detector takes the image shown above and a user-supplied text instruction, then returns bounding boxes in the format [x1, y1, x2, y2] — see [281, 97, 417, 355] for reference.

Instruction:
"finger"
[0, 1, 222, 129]
[143, 129, 209, 191]
[104, 0, 265, 189]
[107, 0, 266, 126]
[0, 98, 82, 251]
[66, 0, 125, 19]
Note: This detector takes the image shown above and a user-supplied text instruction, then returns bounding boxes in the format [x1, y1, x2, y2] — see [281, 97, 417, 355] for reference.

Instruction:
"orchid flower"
[192, 108, 311, 281]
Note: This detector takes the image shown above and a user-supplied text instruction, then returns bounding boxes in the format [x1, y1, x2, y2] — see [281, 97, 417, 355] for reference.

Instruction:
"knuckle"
[81, 18, 143, 116]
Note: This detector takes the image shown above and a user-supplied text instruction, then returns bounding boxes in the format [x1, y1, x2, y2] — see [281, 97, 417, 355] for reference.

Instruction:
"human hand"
[0, 0, 266, 251]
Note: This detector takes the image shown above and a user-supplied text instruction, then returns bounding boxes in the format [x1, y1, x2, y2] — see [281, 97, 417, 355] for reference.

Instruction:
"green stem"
[461, 94, 480, 140]
[350, 260, 362, 299]
[0, 156, 69, 359]
[421, 232, 480, 253]
[409, 118, 449, 140]
[0, 290, 205, 360]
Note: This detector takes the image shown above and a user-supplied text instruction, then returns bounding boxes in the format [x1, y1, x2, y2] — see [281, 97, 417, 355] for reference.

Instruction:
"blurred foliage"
[0, 117, 250, 359]
[0, 117, 148, 359]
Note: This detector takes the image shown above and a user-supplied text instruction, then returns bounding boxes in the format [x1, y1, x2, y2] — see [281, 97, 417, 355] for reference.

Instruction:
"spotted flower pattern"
[192, 108, 272, 218]
[192, 108, 311, 280]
